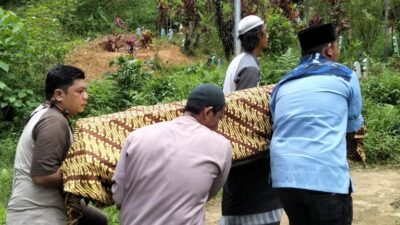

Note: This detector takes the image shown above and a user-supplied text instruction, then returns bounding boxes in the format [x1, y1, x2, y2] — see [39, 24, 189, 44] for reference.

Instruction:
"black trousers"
[277, 188, 352, 225]
[77, 200, 108, 225]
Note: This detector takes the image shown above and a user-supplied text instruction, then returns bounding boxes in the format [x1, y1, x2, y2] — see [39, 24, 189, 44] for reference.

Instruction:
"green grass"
[0, 132, 17, 225]
[0, 168, 13, 225]
[0, 133, 18, 169]
[0, 204, 6, 225]
[103, 206, 120, 225]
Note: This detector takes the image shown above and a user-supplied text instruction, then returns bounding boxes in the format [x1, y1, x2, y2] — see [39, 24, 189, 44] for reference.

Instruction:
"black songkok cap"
[186, 84, 226, 108]
[297, 23, 336, 52]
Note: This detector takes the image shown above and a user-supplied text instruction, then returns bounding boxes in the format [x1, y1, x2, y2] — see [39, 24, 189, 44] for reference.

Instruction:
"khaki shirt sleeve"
[30, 113, 71, 176]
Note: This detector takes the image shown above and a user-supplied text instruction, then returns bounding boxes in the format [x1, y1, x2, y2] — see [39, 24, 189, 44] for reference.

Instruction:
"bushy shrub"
[179, 63, 225, 86]
[265, 10, 297, 56]
[362, 99, 400, 164]
[0, 6, 82, 123]
[96, 59, 226, 114]
[82, 79, 122, 116]
[57, 0, 113, 35]
[361, 67, 400, 105]
[0, 134, 18, 224]
[260, 49, 299, 85]
[57, 0, 158, 35]
[106, 57, 152, 108]
[370, 31, 394, 61]
[137, 64, 213, 105]
[0, 8, 36, 122]
[103, 206, 120, 225]
[347, 0, 384, 54]
[361, 66, 400, 164]
[0, 168, 13, 224]
[23, 4, 79, 76]
[164, 63, 226, 101]
[338, 38, 364, 64]
[135, 75, 179, 105]
[0, 132, 18, 169]
[0, 168, 13, 204]
[0, 204, 5, 225]
[0, 0, 33, 9]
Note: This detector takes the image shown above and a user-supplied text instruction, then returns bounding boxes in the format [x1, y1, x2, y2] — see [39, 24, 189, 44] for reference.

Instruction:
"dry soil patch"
[65, 37, 195, 81]
[205, 167, 400, 225]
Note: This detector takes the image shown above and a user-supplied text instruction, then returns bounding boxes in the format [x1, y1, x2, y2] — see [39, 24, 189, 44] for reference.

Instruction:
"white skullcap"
[238, 15, 264, 35]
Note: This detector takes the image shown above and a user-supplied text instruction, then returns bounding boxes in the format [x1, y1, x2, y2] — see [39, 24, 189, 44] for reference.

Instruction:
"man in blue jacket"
[270, 22, 363, 225]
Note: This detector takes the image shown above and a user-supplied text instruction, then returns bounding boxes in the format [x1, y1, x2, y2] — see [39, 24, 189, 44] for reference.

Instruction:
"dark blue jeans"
[277, 188, 352, 225]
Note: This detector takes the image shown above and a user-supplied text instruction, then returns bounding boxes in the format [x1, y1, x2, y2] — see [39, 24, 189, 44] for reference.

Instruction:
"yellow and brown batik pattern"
[61, 85, 366, 224]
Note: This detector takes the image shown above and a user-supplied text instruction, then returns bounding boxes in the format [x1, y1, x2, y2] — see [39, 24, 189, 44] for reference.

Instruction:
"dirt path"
[205, 167, 400, 225]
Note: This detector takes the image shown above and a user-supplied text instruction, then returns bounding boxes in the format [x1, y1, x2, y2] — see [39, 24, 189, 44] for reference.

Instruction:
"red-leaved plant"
[157, 0, 171, 30]
[105, 33, 122, 52]
[179, 0, 200, 54]
[104, 17, 138, 53]
[139, 30, 154, 49]
[269, 0, 301, 23]
[114, 16, 126, 29]
[126, 35, 137, 55]
[323, 0, 349, 34]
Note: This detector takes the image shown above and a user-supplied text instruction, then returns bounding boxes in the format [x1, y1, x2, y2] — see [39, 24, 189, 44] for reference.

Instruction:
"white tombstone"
[160, 28, 166, 37]
[393, 35, 399, 55]
[217, 58, 223, 67]
[167, 28, 174, 40]
[339, 35, 344, 53]
[181, 38, 186, 48]
[179, 23, 183, 34]
[135, 27, 142, 37]
[353, 61, 362, 79]
[362, 58, 369, 77]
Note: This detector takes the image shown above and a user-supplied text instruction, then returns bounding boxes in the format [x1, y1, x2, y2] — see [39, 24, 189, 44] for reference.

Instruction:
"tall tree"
[348, 0, 384, 54]
[213, 0, 234, 59]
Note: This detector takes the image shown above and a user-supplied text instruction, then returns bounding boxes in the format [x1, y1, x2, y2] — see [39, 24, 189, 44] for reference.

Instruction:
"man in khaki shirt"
[7, 65, 107, 225]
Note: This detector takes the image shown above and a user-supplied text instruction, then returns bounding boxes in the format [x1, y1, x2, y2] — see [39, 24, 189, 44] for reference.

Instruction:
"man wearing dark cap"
[221, 15, 282, 225]
[270, 22, 363, 225]
[112, 84, 232, 225]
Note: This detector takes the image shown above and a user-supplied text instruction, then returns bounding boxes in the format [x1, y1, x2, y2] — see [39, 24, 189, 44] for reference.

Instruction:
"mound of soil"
[65, 37, 196, 81]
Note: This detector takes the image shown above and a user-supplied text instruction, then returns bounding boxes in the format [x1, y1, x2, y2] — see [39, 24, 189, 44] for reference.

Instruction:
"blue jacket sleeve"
[347, 71, 363, 132]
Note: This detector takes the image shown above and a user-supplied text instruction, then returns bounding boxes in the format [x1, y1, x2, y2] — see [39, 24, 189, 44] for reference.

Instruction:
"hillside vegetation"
[1, 0, 400, 224]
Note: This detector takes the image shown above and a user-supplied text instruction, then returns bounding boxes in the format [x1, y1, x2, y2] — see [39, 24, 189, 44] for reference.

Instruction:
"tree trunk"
[213, 0, 234, 59]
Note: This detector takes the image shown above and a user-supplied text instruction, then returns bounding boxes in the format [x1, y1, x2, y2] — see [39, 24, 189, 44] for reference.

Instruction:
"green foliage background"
[361, 63, 400, 164]
[1, 0, 400, 224]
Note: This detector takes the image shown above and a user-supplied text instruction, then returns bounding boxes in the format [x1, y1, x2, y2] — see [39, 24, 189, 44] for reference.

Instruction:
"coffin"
[61, 85, 366, 224]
